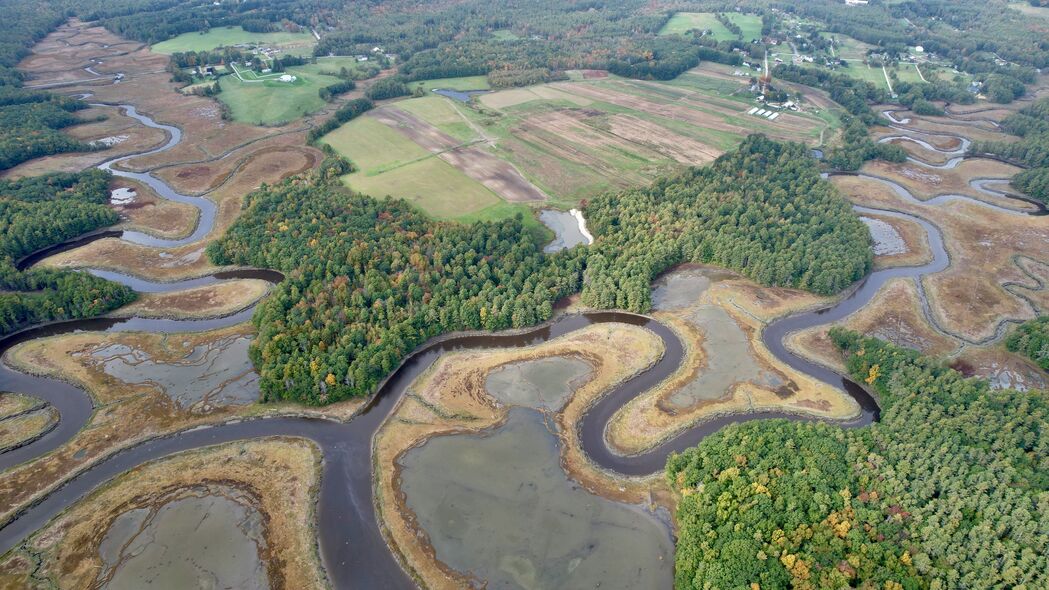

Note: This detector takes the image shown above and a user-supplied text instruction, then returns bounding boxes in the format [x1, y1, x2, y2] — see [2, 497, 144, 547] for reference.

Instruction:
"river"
[0, 103, 1042, 587]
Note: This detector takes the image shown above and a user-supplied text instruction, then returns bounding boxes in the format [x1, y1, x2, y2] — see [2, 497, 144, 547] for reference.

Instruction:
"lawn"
[217, 64, 336, 125]
[151, 26, 315, 54]
[322, 116, 430, 173]
[659, 12, 763, 42]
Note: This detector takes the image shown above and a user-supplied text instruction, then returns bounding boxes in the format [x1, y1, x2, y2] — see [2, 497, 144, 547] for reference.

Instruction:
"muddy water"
[485, 357, 592, 411]
[96, 485, 268, 589]
[538, 209, 589, 253]
[399, 408, 673, 590]
[859, 216, 908, 256]
[651, 268, 784, 408]
[81, 336, 259, 410]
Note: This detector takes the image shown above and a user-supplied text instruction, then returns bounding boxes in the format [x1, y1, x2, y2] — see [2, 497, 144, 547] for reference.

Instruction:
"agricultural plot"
[150, 26, 315, 54]
[659, 12, 763, 42]
[323, 69, 832, 219]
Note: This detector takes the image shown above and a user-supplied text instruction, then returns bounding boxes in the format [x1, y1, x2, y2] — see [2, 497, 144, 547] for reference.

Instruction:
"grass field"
[151, 26, 316, 54]
[659, 12, 763, 41]
[410, 76, 491, 92]
[394, 97, 479, 142]
[218, 65, 335, 125]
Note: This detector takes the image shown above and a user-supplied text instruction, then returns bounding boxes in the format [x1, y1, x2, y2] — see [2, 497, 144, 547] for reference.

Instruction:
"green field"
[394, 97, 479, 142]
[659, 12, 762, 41]
[321, 113, 518, 221]
[217, 63, 338, 125]
[151, 26, 315, 54]
[1009, 2, 1049, 18]
[410, 76, 491, 92]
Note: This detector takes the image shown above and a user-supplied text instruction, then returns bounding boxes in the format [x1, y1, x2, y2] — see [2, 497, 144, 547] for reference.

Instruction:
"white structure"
[279, 74, 297, 82]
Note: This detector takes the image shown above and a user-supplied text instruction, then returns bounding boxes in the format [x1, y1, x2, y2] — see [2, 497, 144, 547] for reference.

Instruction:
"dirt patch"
[111, 178, 199, 240]
[606, 113, 722, 165]
[111, 279, 270, 319]
[0, 439, 325, 590]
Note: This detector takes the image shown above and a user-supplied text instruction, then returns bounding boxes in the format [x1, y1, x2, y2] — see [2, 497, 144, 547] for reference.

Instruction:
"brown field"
[153, 137, 319, 196]
[480, 86, 594, 109]
[872, 132, 955, 166]
[112, 177, 199, 240]
[374, 322, 670, 590]
[554, 80, 821, 143]
[0, 404, 58, 454]
[833, 174, 1049, 343]
[606, 113, 722, 164]
[111, 278, 271, 319]
[863, 158, 1036, 211]
[0, 323, 366, 528]
[787, 278, 960, 374]
[369, 106, 547, 202]
[604, 271, 858, 456]
[0, 439, 325, 590]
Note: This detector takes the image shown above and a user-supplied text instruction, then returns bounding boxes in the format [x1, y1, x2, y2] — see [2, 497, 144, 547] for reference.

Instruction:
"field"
[322, 67, 833, 220]
[150, 26, 315, 54]
[409, 75, 491, 92]
[1009, 2, 1049, 19]
[659, 12, 763, 41]
[217, 65, 334, 125]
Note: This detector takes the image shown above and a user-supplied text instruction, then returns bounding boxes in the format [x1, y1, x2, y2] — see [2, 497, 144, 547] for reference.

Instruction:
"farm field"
[409, 75, 491, 92]
[321, 67, 833, 221]
[150, 26, 316, 54]
[216, 62, 358, 125]
[659, 12, 763, 41]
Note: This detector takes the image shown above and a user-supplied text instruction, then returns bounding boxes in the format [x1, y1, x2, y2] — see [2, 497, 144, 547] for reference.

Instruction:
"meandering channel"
[0, 103, 1043, 587]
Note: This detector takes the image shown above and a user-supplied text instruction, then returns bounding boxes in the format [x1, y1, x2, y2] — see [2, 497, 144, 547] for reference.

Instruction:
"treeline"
[306, 97, 373, 142]
[971, 97, 1049, 203]
[486, 68, 566, 89]
[0, 0, 96, 171]
[71, 0, 336, 45]
[1006, 316, 1049, 371]
[667, 328, 1048, 589]
[582, 135, 871, 309]
[211, 134, 871, 403]
[0, 170, 136, 335]
[780, 0, 1048, 80]
[318, 79, 354, 102]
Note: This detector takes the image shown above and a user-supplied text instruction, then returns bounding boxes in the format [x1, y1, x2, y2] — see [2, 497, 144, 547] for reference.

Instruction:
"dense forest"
[1006, 317, 1049, 371]
[667, 328, 1048, 589]
[583, 134, 872, 309]
[210, 135, 870, 403]
[0, 170, 136, 335]
[971, 97, 1049, 203]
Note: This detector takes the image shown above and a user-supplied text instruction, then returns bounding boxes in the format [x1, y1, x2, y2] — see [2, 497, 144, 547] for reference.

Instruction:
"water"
[399, 408, 674, 590]
[538, 209, 589, 253]
[431, 88, 491, 102]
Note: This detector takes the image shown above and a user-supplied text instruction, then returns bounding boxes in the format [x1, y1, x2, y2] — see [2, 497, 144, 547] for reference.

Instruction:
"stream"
[0, 102, 1042, 587]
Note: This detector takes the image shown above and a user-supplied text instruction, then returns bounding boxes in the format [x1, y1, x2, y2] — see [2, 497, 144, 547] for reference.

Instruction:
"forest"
[1006, 317, 1049, 371]
[0, 0, 96, 171]
[210, 135, 870, 403]
[667, 328, 1048, 589]
[971, 97, 1049, 203]
[0, 170, 136, 335]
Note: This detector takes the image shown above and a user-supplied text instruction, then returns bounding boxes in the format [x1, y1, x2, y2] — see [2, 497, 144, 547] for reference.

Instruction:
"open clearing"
[150, 26, 316, 54]
[659, 12, 763, 41]
[217, 63, 345, 125]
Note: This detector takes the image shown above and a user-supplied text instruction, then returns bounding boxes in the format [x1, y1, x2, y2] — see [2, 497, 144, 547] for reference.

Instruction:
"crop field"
[321, 67, 832, 221]
[659, 12, 763, 41]
[151, 26, 316, 54]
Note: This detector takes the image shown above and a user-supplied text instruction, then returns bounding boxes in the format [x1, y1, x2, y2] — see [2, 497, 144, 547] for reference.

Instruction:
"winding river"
[0, 101, 1042, 587]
